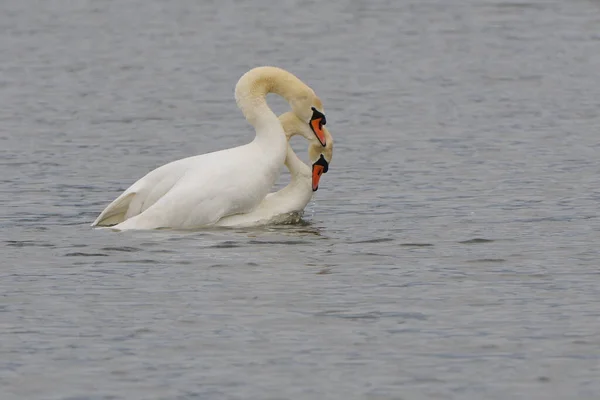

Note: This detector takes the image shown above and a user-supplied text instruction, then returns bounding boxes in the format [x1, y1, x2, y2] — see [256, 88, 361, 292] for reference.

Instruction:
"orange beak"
[310, 118, 327, 147]
[312, 163, 325, 191]
[311, 154, 329, 192]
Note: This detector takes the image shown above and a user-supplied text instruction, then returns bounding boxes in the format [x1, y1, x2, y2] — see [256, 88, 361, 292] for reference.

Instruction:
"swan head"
[308, 135, 333, 192]
[289, 94, 328, 147]
[277, 111, 333, 191]
[279, 111, 329, 148]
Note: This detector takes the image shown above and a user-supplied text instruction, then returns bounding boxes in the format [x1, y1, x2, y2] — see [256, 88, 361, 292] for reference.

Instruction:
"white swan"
[91, 66, 329, 230]
[215, 112, 333, 228]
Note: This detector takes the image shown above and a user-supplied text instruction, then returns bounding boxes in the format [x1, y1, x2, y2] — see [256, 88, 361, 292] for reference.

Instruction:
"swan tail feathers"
[91, 192, 137, 227]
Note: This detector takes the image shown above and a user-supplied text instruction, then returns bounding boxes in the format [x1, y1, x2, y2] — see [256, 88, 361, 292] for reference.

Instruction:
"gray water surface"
[2, 0, 600, 399]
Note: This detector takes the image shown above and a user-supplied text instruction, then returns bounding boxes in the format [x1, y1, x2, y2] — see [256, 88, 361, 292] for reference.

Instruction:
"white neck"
[234, 67, 313, 148]
[213, 131, 316, 228]
[262, 138, 313, 212]
[284, 143, 311, 180]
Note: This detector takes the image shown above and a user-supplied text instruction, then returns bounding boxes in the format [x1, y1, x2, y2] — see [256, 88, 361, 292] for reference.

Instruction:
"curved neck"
[259, 116, 315, 210]
[277, 112, 312, 179]
[284, 143, 310, 178]
[266, 142, 312, 208]
[234, 67, 313, 130]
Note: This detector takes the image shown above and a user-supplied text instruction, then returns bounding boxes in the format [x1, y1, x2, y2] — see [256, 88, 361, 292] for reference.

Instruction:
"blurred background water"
[2, 0, 600, 399]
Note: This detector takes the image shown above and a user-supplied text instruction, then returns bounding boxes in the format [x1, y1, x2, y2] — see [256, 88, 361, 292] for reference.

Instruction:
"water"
[2, 0, 600, 398]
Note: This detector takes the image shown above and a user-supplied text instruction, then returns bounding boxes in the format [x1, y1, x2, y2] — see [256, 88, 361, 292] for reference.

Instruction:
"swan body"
[91, 66, 327, 230]
[215, 112, 333, 228]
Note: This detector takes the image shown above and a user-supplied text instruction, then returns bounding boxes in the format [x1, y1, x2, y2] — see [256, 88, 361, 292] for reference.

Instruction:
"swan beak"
[312, 155, 329, 192]
[310, 118, 327, 147]
[312, 164, 324, 191]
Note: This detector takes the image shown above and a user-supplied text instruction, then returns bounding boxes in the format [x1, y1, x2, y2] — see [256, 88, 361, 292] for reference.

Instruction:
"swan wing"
[91, 155, 204, 227]
[111, 145, 278, 230]
[91, 191, 137, 227]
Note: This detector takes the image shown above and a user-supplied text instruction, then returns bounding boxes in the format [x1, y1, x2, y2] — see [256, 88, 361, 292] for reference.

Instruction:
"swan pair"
[91, 66, 333, 230]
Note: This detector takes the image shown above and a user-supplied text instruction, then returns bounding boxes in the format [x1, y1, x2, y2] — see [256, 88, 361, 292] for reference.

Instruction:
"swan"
[91, 66, 329, 230]
[215, 112, 333, 228]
